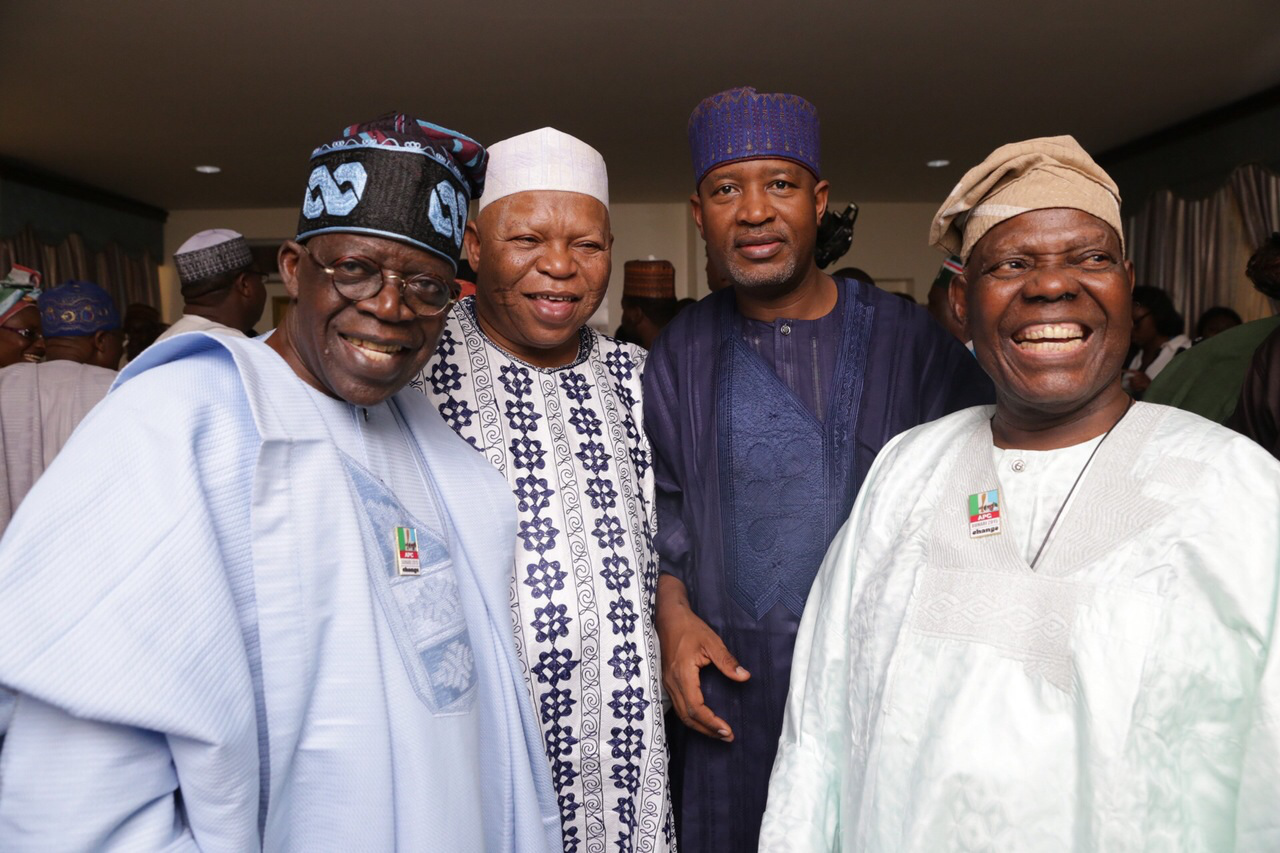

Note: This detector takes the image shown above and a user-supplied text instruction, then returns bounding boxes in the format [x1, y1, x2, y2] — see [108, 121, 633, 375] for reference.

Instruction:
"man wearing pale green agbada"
[762, 135, 1280, 852]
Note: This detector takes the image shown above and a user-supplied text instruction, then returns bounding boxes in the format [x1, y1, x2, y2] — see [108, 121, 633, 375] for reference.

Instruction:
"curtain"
[1230, 164, 1280, 249]
[1125, 163, 1280, 329]
[0, 225, 159, 311]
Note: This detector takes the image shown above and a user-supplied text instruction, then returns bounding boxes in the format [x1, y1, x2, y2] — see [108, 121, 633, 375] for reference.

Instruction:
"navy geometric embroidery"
[437, 395, 476, 431]
[592, 515, 626, 550]
[599, 554, 632, 592]
[613, 796, 637, 833]
[531, 602, 571, 643]
[606, 598, 637, 635]
[608, 642, 641, 680]
[585, 476, 618, 510]
[523, 557, 566, 599]
[610, 761, 641, 795]
[514, 474, 554, 513]
[541, 686, 576, 723]
[499, 363, 533, 398]
[608, 723, 646, 760]
[569, 405, 603, 438]
[629, 445, 650, 478]
[510, 435, 547, 471]
[605, 349, 635, 382]
[560, 371, 593, 403]
[532, 647, 580, 686]
[559, 792, 582, 822]
[518, 516, 559, 554]
[614, 383, 638, 411]
[553, 758, 581, 790]
[608, 686, 651, 724]
[505, 399, 543, 433]
[428, 359, 464, 393]
[436, 328, 458, 358]
[575, 440, 611, 474]
[545, 721, 580, 757]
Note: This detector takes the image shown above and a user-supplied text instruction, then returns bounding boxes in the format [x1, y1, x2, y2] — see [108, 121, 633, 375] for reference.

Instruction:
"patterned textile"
[173, 230, 253, 285]
[623, 260, 676, 301]
[297, 113, 487, 270]
[414, 298, 674, 853]
[687, 87, 821, 186]
[0, 288, 38, 326]
[38, 280, 120, 336]
[929, 135, 1123, 262]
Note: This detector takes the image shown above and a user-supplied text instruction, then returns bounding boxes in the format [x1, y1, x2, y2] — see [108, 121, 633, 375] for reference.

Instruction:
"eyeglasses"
[299, 244, 458, 317]
[0, 324, 41, 342]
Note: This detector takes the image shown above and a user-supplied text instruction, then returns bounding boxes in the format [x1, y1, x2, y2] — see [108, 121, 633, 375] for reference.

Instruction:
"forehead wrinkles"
[486, 196, 609, 241]
[975, 217, 1119, 264]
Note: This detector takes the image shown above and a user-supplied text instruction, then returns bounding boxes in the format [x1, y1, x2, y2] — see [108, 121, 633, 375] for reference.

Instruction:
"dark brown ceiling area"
[4, 0, 1279, 210]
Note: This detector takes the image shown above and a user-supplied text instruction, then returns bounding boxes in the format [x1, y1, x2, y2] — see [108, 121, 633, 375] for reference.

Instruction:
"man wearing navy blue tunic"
[643, 86, 995, 852]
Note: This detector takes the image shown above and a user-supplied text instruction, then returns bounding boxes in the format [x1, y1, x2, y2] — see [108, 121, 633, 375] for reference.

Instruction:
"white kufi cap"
[478, 127, 609, 212]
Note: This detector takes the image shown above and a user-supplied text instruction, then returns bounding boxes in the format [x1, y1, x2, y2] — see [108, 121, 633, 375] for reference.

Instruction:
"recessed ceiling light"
[926, 159, 950, 169]
[194, 165, 222, 174]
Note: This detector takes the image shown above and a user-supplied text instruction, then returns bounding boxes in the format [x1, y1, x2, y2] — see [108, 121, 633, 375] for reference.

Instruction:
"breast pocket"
[343, 456, 477, 716]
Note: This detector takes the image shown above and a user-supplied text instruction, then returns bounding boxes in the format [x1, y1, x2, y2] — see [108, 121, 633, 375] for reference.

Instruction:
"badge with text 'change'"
[968, 489, 1002, 538]
[394, 526, 421, 576]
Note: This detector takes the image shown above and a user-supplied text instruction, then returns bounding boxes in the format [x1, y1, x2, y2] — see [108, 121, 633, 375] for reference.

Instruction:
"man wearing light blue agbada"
[0, 114, 560, 852]
[761, 136, 1280, 852]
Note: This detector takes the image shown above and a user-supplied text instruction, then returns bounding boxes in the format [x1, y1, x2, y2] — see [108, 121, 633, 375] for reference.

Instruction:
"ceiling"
[3, 0, 1280, 211]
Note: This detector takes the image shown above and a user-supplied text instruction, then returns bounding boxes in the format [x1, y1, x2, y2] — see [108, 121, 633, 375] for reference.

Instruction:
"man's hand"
[657, 574, 750, 742]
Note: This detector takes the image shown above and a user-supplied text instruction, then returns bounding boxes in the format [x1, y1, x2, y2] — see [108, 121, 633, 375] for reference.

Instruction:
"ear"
[278, 241, 303, 299]
[463, 221, 482, 275]
[689, 192, 705, 239]
[91, 329, 110, 356]
[949, 270, 970, 337]
[1123, 259, 1136, 293]
[812, 178, 830, 221]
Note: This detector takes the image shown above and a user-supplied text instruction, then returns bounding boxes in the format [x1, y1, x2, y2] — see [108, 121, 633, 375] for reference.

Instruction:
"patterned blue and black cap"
[38, 280, 120, 337]
[296, 113, 488, 272]
[688, 87, 821, 188]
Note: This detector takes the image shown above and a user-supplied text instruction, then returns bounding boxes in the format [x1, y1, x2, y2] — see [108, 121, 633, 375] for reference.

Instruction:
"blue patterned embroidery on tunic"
[715, 295, 875, 621]
[342, 454, 476, 715]
[415, 300, 675, 852]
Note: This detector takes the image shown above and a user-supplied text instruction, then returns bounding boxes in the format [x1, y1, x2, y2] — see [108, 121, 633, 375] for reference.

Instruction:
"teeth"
[1016, 339, 1085, 353]
[1017, 323, 1085, 341]
[344, 335, 403, 356]
[534, 295, 575, 302]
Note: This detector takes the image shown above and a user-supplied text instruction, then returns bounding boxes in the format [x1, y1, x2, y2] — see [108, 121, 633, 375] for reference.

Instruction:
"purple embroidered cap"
[687, 86, 821, 188]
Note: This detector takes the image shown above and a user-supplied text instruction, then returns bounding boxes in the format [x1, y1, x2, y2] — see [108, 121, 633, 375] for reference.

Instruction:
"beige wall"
[162, 200, 948, 334]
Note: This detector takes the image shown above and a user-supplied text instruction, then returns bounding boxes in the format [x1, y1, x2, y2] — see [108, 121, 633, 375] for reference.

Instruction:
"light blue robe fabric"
[761, 403, 1280, 852]
[0, 332, 560, 852]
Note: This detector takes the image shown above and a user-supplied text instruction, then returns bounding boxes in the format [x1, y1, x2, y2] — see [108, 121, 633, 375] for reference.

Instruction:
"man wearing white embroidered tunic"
[760, 136, 1280, 852]
[0, 114, 559, 852]
[413, 127, 673, 852]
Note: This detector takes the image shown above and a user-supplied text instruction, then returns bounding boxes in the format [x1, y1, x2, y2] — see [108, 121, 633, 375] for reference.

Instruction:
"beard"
[723, 252, 799, 291]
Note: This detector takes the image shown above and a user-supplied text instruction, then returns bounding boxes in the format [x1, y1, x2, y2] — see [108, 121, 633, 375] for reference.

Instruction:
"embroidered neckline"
[458, 296, 595, 373]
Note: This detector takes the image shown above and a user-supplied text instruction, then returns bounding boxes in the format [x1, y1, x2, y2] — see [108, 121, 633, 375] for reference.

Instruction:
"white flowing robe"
[413, 299, 673, 853]
[761, 403, 1280, 852]
[0, 332, 560, 852]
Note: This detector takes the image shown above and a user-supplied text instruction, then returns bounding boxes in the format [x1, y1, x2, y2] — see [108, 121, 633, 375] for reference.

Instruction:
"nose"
[736, 184, 777, 227]
[27, 333, 45, 359]
[1023, 262, 1081, 302]
[361, 272, 417, 321]
[536, 241, 577, 279]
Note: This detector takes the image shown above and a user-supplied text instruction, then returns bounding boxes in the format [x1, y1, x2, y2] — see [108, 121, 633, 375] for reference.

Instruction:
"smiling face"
[468, 190, 612, 368]
[270, 233, 454, 406]
[691, 158, 828, 298]
[0, 304, 44, 366]
[951, 207, 1134, 424]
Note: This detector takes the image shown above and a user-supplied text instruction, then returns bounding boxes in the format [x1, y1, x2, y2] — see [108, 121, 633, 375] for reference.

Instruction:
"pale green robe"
[761, 403, 1280, 852]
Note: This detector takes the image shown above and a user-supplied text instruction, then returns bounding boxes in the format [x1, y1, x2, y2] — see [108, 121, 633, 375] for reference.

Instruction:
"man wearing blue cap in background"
[0, 115, 559, 851]
[642, 87, 994, 851]
[0, 280, 122, 535]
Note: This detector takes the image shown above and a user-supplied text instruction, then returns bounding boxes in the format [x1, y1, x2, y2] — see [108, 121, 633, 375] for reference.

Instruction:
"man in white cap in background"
[156, 228, 267, 341]
[414, 127, 673, 852]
